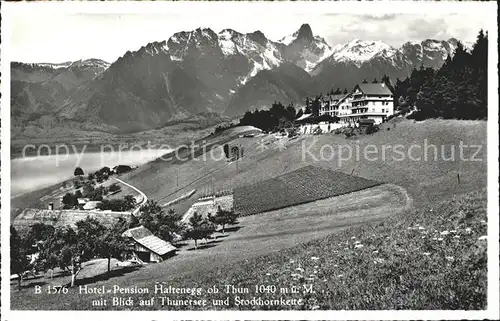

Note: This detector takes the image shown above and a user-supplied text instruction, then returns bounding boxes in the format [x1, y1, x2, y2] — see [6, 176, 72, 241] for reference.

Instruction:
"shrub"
[97, 197, 135, 212]
[345, 131, 356, 138]
[312, 127, 323, 135]
[114, 165, 132, 175]
[365, 124, 380, 135]
[62, 192, 78, 209]
[108, 183, 121, 193]
[73, 179, 82, 189]
[287, 127, 299, 138]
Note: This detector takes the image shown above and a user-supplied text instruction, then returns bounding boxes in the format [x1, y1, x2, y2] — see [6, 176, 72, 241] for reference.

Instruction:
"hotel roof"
[355, 83, 393, 96]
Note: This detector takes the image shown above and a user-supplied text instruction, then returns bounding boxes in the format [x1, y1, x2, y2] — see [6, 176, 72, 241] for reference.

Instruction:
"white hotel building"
[337, 83, 395, 126]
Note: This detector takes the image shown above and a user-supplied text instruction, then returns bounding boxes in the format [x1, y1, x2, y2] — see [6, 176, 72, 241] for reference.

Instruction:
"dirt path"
[114, 177, 148, 215]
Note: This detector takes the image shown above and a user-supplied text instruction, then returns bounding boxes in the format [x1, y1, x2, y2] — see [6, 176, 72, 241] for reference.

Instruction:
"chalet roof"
[338, 93, 352, 103]
[77, 198, 90, 204]
[12, 208, 131, 229]
[296, 113, 312, 121]
[356, 83, 392, 96]
[122, 226, 177, 256]
[329, 94, 346, 101]
[83, 201, 101, 210]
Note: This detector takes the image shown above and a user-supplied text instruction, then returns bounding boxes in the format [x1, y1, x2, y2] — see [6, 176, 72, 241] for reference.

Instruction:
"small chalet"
[77, 198, 90, 205]
[83, 200, 101, 210]
[122, 226, 177, 263]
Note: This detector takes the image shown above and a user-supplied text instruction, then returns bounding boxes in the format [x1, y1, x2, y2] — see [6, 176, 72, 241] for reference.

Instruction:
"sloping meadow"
[164, 188, 487, 310]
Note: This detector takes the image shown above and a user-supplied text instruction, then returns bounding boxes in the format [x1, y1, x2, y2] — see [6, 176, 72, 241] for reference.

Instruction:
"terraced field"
[234, 165, 381, 216]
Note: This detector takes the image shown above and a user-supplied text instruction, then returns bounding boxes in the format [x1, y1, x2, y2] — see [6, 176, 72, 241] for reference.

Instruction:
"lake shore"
[11, 148, 172, 199]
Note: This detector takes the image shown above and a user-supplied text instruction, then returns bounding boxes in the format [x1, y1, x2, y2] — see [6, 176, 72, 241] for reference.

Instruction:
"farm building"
[122, 226, 177, 263]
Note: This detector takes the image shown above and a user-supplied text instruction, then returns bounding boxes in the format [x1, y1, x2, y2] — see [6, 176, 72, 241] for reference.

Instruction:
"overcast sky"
[8, 3, 490, 64]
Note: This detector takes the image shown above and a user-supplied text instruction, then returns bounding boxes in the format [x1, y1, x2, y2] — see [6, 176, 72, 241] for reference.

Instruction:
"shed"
[122, 226, 177, 263]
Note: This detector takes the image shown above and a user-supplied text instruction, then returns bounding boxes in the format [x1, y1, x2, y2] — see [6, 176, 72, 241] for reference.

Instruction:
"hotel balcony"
[351, 96, 393, 104]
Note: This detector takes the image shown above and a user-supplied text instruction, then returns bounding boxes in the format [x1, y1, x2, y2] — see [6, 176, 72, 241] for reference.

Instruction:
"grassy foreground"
[161, 189, 487, 310]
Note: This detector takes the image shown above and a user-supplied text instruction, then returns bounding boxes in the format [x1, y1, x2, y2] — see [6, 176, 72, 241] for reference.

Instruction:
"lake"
[11, 149, 172, 197]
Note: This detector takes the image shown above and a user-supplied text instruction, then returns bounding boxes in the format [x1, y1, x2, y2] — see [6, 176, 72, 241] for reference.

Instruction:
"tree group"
[185, 212, 216, 249]
[11, 216, 129, 289]
[138, 200, 185, 242]
[395, 30, 487, 120]
[239, 101, 296, 132]
[208, 206, 238, 234]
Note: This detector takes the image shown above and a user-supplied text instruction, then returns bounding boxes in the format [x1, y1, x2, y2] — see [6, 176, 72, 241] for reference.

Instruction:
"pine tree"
[311, 95, 321, 117]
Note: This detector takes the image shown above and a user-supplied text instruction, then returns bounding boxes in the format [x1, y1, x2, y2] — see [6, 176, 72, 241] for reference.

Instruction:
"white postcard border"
[1, 1, 498, 320]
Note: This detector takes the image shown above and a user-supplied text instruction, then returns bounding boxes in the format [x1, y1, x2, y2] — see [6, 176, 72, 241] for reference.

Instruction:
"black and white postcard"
[1, 1, 498, 320]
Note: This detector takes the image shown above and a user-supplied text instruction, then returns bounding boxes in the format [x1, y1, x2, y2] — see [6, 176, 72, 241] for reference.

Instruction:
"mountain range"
[11, 23, 471, 136]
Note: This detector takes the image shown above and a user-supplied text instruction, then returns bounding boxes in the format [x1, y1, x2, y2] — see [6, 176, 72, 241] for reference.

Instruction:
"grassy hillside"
[122, 119, 486, 212]
[159, 189, 487, 310]
[10, 119, 488, 310]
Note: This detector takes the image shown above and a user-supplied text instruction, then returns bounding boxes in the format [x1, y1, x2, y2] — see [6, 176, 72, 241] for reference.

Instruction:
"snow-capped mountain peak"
[295, 23, 314, 43]
[246, 30, 268, 46]
[216, 29, 284, 84]
[68, 59, 110, 71]
[279, 24, 333, 73]
[279, 23, 314, 45]
[218, 29, 240, 56]
[399, 38, 472, 68]
[331, 39, 394, 67]
[35, 61, 74, 69]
